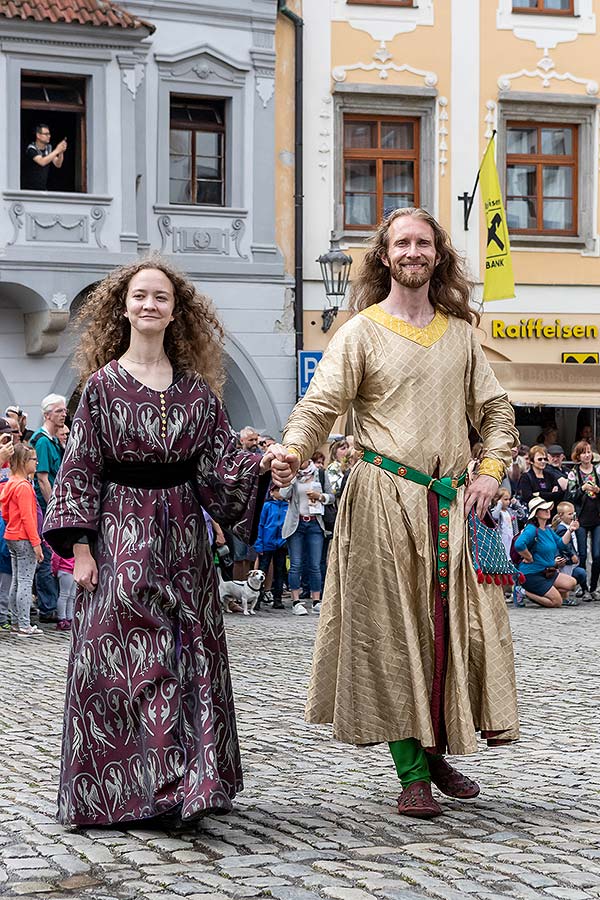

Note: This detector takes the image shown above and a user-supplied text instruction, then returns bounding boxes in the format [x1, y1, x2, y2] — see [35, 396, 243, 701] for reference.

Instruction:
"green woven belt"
[362, 448, 468, 603]
[361, 449, 467, 501]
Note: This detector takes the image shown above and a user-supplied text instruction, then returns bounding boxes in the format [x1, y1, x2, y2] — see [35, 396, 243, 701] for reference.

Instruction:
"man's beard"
[388, 257, 435, 289]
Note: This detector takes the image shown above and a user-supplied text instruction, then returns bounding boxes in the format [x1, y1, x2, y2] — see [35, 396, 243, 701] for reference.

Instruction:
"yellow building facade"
[298, 0, 600, 446]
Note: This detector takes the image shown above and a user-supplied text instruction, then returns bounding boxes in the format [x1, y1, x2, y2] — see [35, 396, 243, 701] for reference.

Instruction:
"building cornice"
[0, 17, 152, 50]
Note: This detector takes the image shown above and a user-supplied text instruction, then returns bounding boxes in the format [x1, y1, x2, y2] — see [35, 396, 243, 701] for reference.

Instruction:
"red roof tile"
[0, 0, 154, 31]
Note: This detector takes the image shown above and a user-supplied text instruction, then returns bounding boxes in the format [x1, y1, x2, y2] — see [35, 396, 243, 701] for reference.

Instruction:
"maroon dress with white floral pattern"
[44, 361, 263, 826]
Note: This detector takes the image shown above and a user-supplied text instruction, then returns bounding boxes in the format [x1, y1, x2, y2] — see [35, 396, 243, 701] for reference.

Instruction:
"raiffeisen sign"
[491, 319, 599, 340]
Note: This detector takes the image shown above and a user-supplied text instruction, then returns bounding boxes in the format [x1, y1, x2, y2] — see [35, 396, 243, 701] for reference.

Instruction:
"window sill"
[510, 233, 587, 249]
[153, 203, 247, 217]
[3, 190, 112, 205]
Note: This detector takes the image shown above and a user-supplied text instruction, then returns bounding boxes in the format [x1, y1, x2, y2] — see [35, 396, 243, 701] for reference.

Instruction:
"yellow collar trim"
[361, 305, 449, 347]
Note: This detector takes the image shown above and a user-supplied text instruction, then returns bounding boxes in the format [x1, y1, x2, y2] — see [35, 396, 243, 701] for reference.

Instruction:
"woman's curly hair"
[73, 258, 226, 394]
[349, 207, 478, 326]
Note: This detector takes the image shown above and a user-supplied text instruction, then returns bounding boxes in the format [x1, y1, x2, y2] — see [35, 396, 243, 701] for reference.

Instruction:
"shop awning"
[491, 362, 600, 408]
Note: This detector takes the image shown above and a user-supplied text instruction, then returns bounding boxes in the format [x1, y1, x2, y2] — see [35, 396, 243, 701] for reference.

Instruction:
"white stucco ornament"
[256, 75, 275, 108]
[496, 0, 596, 50]
[333, 41, 437, 86]
[121, 64, 145, 99]
[331, 0, 434, 42]
[50, 293, 68, 310]
[498, 54, 599, 95]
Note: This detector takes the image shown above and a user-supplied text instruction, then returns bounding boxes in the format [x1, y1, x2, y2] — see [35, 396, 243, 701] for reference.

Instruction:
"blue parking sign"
[298, 351, 323, 397]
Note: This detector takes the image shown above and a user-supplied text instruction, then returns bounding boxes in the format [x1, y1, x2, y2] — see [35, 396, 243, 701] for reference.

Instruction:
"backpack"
[509, 525, 538, 566]
[318, 467, 337, 533]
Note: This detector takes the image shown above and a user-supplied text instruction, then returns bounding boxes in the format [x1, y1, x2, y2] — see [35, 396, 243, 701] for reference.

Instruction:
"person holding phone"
[22, 123, 67, 191]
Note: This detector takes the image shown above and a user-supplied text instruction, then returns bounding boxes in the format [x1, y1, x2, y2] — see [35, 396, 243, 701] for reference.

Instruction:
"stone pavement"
[1, 602, 600, 900]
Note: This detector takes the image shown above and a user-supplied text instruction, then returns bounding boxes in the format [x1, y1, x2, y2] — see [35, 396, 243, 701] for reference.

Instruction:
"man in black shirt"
[22, 123, 67, 190]
[546, 443, 569, 492]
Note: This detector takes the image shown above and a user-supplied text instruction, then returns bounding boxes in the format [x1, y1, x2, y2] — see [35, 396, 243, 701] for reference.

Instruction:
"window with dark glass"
[20, 72, 87, 192]
[506, 122, 578, 235]
[343, 115, 419, 230]
[169, 96, 225, 206]
[512, 0, 574, 14]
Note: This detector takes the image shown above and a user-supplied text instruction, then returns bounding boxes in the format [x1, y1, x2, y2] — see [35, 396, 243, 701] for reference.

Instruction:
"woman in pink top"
[0, 443, 43, 635]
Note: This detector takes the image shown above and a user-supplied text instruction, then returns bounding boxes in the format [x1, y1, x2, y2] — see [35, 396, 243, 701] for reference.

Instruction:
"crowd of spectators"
[2, 395, 599, 629]
[487, 423, 600, 608]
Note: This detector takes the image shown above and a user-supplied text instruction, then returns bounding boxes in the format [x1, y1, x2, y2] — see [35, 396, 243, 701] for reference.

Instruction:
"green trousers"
[389, 738, 434, 788]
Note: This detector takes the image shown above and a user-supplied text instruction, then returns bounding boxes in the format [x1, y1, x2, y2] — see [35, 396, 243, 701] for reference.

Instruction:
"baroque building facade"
[302, 0, 600, 445]
[0, 0, 296, 433]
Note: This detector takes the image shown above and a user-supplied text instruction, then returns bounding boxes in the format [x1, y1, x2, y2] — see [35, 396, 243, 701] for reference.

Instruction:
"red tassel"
[494, 574, 501, 585]
[502, 574, 509, 585]
[477, 569, 484, 584]
[486, 574, 493, 584]
[519, 573, 526, 584]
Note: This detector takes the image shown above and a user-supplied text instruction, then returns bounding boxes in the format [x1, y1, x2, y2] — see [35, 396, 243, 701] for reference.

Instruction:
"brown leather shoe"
[397, 780, 442, 818]
[427, 755, 480, 799]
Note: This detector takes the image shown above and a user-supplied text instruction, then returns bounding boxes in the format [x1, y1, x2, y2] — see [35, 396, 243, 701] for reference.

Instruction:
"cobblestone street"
[1, 602, 599, 900]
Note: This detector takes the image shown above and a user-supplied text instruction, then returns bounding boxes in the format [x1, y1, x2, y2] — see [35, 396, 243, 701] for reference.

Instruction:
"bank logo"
[561, 352, 599, 364]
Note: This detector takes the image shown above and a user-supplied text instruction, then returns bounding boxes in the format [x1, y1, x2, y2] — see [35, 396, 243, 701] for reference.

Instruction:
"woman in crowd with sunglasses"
[517, 443, 563, 511]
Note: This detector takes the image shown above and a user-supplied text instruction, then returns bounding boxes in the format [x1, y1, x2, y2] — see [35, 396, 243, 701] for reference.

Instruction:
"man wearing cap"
[546, 444, 569, 492]
[279, 208, 520, 819]
[514, 496, 577, 607]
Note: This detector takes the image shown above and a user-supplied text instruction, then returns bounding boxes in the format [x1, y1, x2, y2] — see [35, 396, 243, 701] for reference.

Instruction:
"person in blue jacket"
[254, 485, 289, 609]
[514, 496, 578, 608]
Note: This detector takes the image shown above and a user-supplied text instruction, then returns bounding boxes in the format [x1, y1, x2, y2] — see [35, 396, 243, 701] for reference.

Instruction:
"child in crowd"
[1, 443, 43, 636]
[552, 501, 588, 600]
[254, 485, 289, 609]
[50, 550, 76, 630]
[491, 488, 519, 558]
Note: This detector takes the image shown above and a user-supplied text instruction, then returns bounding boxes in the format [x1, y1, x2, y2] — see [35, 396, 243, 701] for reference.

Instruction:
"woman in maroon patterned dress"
[44, 260, 294, 826]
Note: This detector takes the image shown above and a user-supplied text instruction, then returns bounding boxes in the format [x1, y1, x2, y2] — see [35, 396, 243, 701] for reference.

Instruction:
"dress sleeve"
[43, 378, 104, 557]
[514, 523, 536, 554]
[465, 328, 519, 477]
[195, 388, 268, 545]
[282, 318, 367, 461]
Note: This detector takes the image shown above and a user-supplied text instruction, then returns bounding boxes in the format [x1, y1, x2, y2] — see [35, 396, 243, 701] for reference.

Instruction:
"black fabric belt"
[104, 457, 198, 490]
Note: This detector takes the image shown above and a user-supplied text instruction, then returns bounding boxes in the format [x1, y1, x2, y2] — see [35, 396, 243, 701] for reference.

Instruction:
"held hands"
[259, 442, 300, 487]
[464, 474, 500, 520]
[73, 544, 98, 592]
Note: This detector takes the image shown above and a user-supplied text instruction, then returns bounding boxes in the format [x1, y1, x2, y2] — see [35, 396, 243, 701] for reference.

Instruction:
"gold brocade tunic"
[283, 307, 520, 753]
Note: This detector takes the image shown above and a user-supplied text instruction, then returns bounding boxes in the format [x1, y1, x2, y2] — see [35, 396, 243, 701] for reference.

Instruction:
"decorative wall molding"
[120, 61, 146, 98]
[255, 75, 274, 108]
[496, 0, 596, 51]
[6, 201, 108, 247]
[23, 309, 69, 356]
[332, 0, 434, 42]
[332, 43, 437, 87]
[437, 97, 448, 177]
[157, 215, 248, 258]
[484, 100, 498, 139]
[155, 44, 250, 85]
[498, 54, 598, 96]
[318, 97, 333, 183]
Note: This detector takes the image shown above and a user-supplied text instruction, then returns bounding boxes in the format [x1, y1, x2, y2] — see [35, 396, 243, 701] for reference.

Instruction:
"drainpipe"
[278, 0, 304, 362]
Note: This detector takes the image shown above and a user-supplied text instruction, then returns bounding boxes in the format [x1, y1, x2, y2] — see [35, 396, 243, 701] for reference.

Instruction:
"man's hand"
[73, 544, 98, 593]
[258, 443, 300, 487]
[56, 139, 67, 154]
[464, 474, 500, 520]
[0, 434, 14, 465]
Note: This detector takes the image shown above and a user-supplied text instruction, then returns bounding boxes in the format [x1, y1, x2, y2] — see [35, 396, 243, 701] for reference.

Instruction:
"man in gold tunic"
[281, 209, 519, 818]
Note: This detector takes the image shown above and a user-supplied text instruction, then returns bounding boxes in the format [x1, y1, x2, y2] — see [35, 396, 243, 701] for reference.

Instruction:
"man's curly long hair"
[349, 207, 479, 325]
[74, 258, 226, 394]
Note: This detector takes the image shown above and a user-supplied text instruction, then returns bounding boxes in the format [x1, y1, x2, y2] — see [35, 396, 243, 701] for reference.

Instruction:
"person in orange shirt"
[1, 443, 43, 635]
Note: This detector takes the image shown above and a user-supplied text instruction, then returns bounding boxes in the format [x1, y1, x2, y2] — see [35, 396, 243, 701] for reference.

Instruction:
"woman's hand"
[0, 434, 14, 466]
[306, 490, 323, 502]
[73, 544, 98, 592]
[34, 544, 44, 565]
[260, 443, 300, 487]
[520, 548, 533, 564]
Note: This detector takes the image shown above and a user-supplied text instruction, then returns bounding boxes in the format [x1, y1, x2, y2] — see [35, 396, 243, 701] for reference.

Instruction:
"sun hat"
[546, 444, 565, 456]
[527, 496, 554, 520]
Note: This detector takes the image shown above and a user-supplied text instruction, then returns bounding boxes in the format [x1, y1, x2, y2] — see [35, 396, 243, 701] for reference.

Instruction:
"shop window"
[343, 115, 419, 230]
[512, 0, 574, 13]
[169, 95, 226, 206]
[506, 122, 577, 236]
[20, 72, 87, 192]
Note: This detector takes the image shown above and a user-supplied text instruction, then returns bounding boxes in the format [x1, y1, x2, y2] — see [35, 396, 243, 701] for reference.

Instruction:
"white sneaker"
[292, 603, 307, 616]
[312, 602, 322, 614]
[592, 590, 600, 601]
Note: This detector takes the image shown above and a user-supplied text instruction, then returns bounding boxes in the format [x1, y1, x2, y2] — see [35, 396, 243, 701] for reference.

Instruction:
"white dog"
[218, 568, 266, 616]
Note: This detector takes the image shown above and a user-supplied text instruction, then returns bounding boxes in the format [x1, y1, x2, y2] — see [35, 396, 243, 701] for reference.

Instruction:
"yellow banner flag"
[480, 136, 515, 301]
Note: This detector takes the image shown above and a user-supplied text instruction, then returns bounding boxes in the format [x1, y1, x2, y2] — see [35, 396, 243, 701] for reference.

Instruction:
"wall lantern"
[317, 232, 353, 333]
